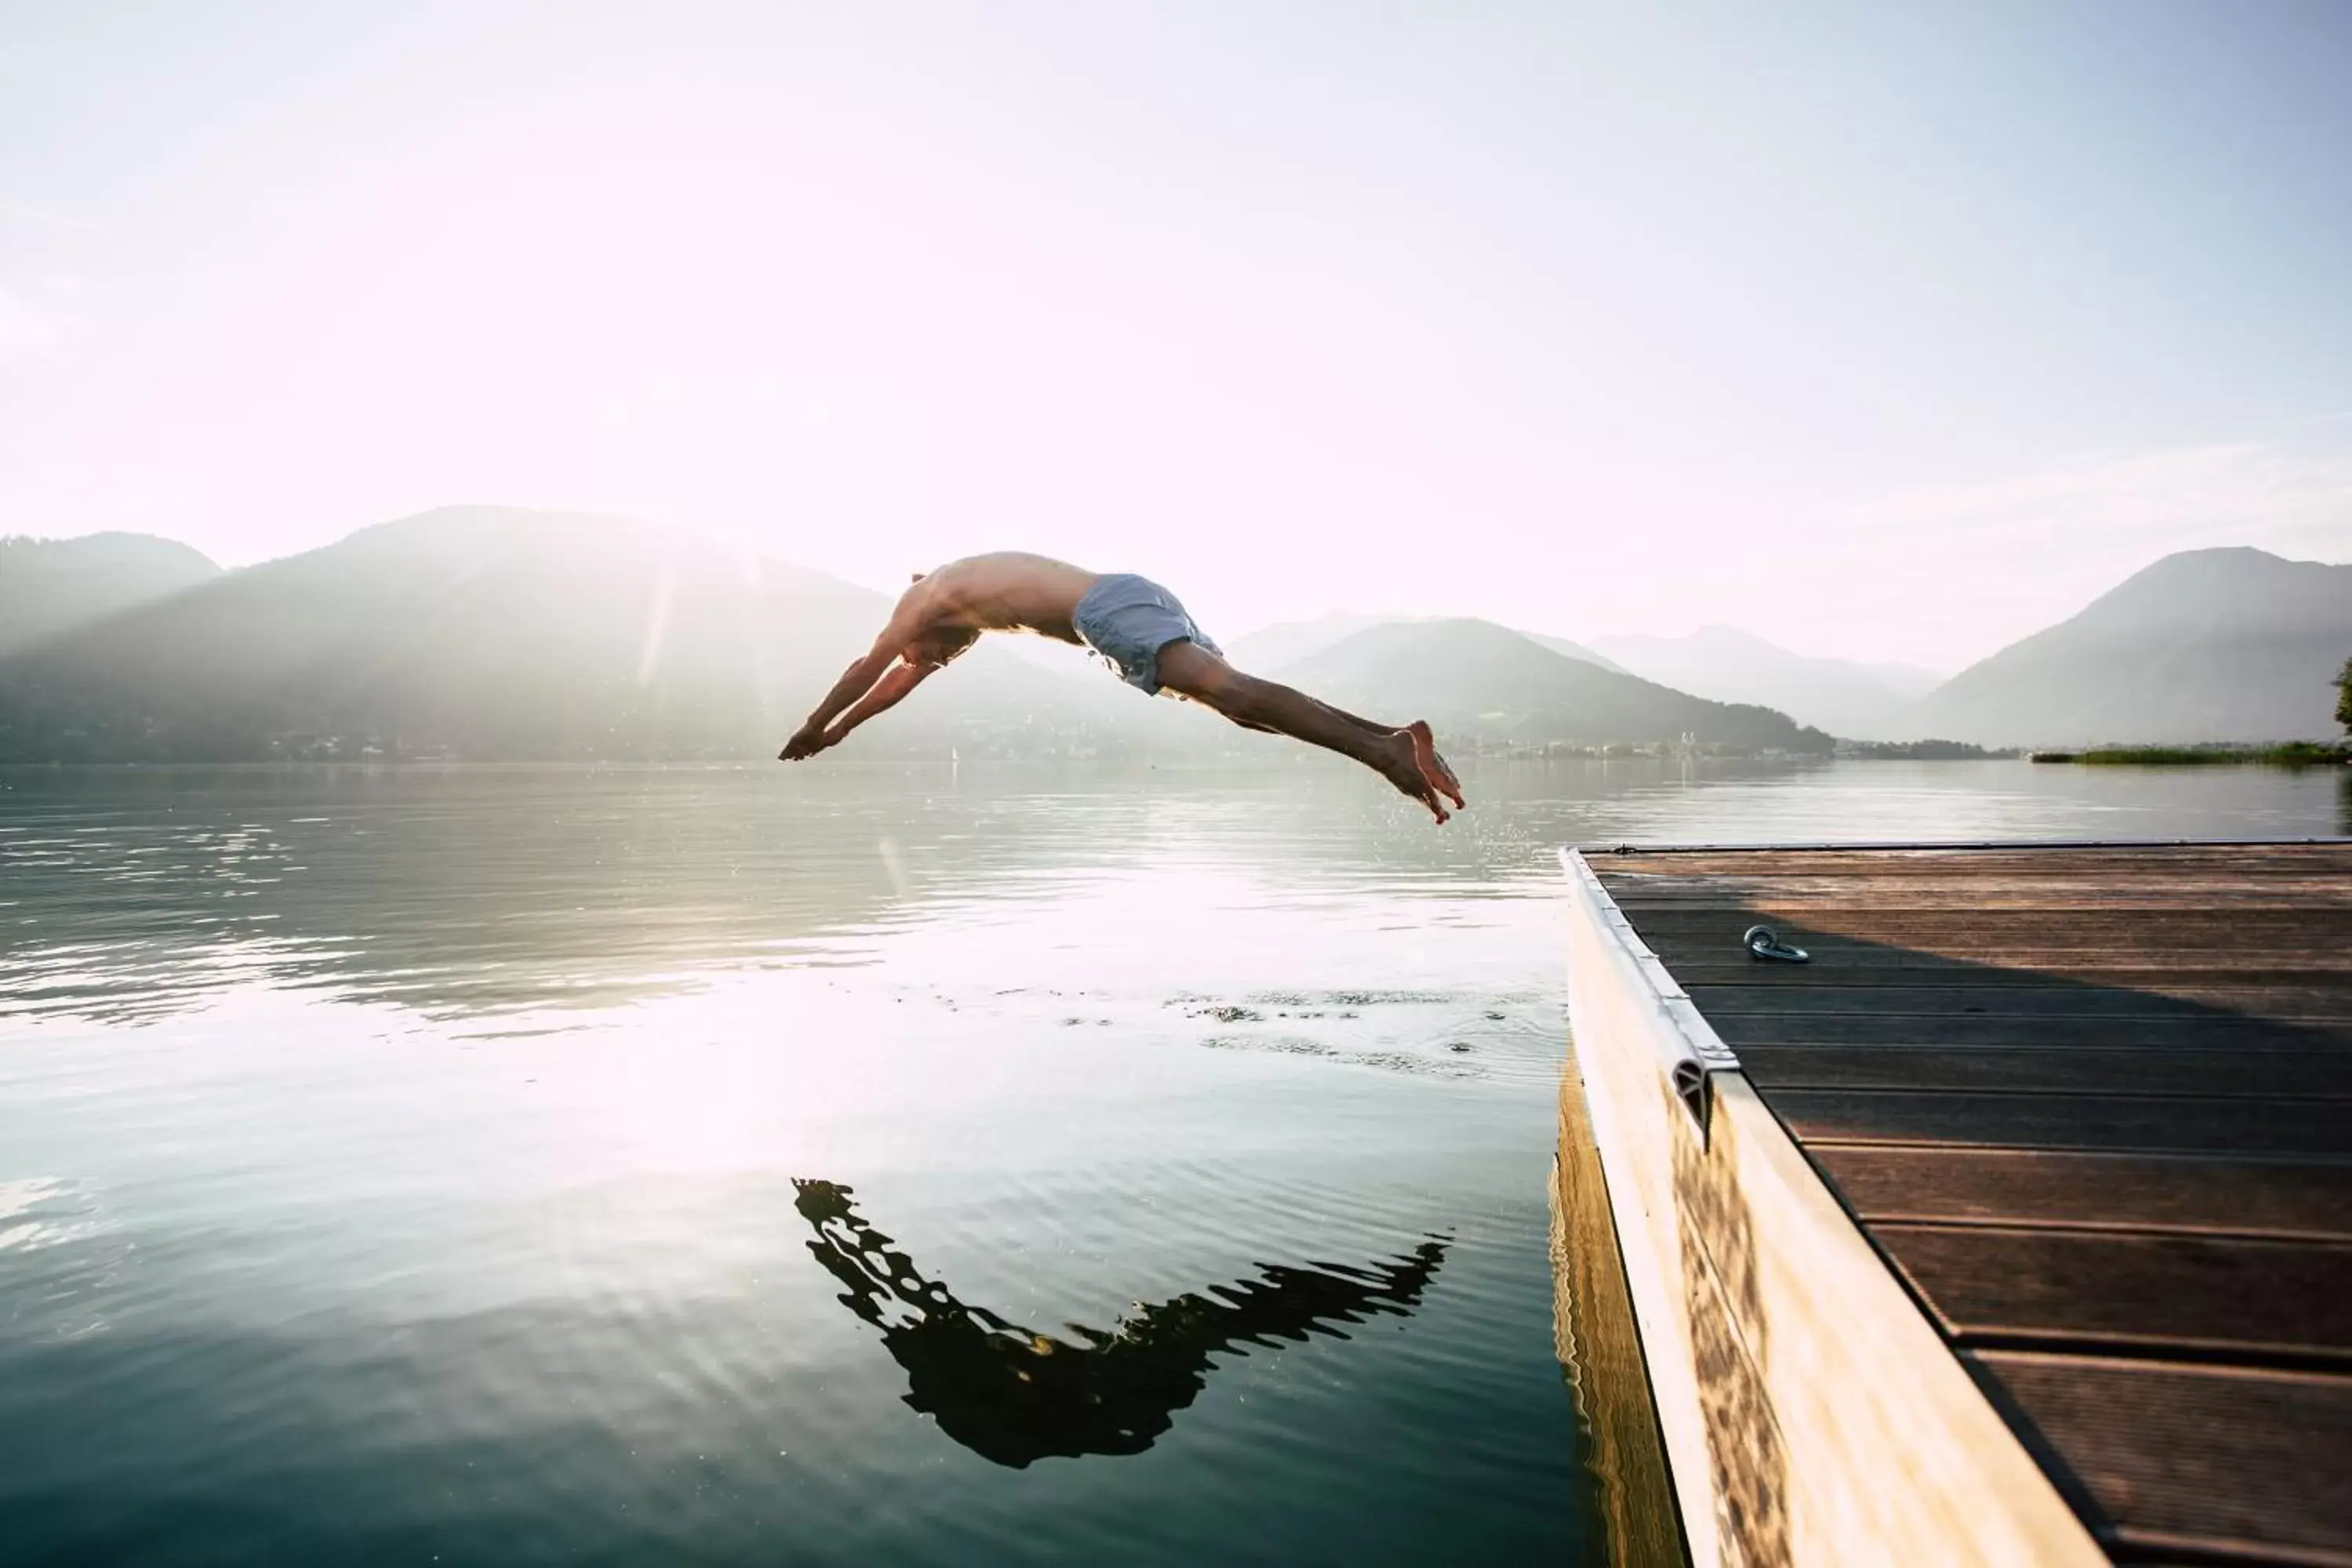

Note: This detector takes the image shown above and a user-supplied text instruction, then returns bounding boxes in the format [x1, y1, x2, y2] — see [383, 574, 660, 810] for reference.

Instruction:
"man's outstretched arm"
[782, 589, 935, 758]
[781, 660, 880, 758]
[783, 647, 897, 758]
[789, 658, 939, 757]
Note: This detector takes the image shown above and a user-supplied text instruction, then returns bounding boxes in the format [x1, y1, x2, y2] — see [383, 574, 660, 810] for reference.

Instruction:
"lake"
[2, 758, 2343, 1566]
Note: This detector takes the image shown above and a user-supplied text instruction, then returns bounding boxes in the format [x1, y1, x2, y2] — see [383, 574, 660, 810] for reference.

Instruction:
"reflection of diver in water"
[793, 1178, 1449, 1468]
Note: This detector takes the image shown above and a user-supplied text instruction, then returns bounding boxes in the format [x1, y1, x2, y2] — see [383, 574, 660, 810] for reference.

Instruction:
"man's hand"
[779, 725, 831, 761]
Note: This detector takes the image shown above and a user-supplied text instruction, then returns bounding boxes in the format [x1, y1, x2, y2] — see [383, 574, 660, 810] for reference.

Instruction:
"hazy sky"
[4, 2, 2348, 668]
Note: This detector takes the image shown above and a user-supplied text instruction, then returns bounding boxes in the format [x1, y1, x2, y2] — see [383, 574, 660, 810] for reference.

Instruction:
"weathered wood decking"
[1579, 840, 2352, 1566]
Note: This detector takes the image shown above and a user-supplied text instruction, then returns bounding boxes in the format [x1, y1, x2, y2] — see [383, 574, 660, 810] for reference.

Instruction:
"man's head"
[905, 624, 978, 670]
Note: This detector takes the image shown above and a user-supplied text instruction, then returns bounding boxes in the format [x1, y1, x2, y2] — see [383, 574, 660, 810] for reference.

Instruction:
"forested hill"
[0, 532, 221, 654]
[0, 507, 1149, 762]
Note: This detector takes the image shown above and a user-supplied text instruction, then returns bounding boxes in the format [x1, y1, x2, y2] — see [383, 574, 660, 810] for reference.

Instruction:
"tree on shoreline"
[2337, 655, 2351, 736]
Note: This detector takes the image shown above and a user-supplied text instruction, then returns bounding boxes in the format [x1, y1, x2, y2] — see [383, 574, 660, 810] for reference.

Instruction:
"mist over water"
[0, 759, 2339, 1565]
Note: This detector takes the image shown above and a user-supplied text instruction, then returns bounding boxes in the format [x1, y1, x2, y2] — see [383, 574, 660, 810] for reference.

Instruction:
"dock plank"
[1604, 886, 2352, 909]
[1653, 962, 2352, 987]
[1596, 845, 2350, 874]
[1639, 929, 2352, 962]
[1715, 1011, 2350, 1049]
[1602, 859, 2352, 884]
[1809, 1147, 2352, 1243]
[1878, 1223, 2352, 1363]
[1978, 1351, 2352, 1564]
[1619, 909, 2352, 938]
[1740, 1045, 2352, 1099]
[1611, 895, 2352, 914]
[1683, 982, 2352, 1019]
[1772, 1087, 2347, 1156]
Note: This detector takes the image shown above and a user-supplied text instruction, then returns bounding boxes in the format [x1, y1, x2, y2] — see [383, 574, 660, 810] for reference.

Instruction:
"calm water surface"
[2, 759, 2343, 1566]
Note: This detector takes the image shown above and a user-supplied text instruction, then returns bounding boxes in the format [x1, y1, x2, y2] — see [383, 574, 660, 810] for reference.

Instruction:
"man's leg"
[1239, 678, 1463, 808]
[1305, 696, 1465, 806]
[1153, 642, 1461, 823]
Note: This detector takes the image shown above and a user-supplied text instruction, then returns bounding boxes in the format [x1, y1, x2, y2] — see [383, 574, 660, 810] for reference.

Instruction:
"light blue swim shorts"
[1072, 573, 1223, 695]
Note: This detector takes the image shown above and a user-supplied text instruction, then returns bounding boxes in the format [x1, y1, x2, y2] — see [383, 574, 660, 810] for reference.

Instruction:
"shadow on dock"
[790, 1178, 1447, 1469]
[1592, 844, 2352, 1564]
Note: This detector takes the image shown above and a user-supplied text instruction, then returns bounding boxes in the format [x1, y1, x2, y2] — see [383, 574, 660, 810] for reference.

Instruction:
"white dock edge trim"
[1559, 848, 1739, 1136]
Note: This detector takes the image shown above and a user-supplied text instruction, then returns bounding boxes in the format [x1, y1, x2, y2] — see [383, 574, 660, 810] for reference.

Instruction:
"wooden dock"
[1560, 839, 2351, 1567]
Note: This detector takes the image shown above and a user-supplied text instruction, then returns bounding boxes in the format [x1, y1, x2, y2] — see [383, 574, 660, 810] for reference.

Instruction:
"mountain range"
[1889, 547, 2352, 746]
[0, 507, 1189, 762]
[0, 513, 2341, 757]
[1228, 613, 1627, 677]
[0, 533, 221, 655]
[0, 508, 1828, 761]
[1233, 550, 2347, 746]
[1589, 626, 1945, 740]
[1235, 612, 1938, 737]
[1273, 619, 1828, 751]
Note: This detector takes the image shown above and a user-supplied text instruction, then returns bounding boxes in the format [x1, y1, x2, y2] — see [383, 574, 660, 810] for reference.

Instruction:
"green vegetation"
[0, 532, 220, 655]
[2336, 655, 2350, 735]
[1839, 739, 2012, 760]
[2032, 742, 2350, 767]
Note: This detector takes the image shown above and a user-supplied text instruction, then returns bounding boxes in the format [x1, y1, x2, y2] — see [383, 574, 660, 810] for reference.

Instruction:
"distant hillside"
[0, 506, 1176, 762]
[1231, 612, 1624, 676]
[1225, 612, 1398, 672]
[1592, 625, 1944, 739]
[1275, 619, 1831, 752]
[1519, 631, 1630, 674]
[0, 532, 220, 653]
[1892, 547, 2352, 746]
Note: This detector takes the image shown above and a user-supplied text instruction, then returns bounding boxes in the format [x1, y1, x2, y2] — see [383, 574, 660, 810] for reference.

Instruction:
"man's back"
[920, 553, 1099, 643]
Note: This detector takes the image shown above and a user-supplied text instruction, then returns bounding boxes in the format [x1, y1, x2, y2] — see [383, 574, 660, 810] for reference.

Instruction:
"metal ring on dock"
[1744, 924, 1810, 963]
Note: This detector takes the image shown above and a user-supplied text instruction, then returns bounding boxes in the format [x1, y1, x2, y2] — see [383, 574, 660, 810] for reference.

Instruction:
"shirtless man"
[779, 553, 1466, 823]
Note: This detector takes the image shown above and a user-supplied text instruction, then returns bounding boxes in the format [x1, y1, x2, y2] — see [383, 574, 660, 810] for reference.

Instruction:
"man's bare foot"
[1406, 720, 1465, 810]
[1374, 729, 1450, 824]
